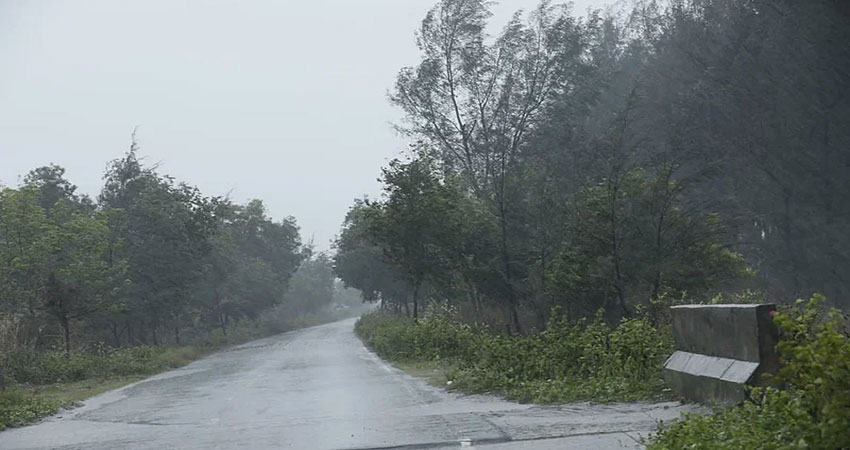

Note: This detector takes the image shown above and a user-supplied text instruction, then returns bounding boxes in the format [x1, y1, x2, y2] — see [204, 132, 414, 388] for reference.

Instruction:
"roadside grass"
[354, 306, 673, 404]
[0, 375, 148, 429]
[0, 388, 60, 430]
[358, 297, 850, 448]
[393, 361, 449, 387]
[0, 307, 367, 431]
[0, 345, 203, 431]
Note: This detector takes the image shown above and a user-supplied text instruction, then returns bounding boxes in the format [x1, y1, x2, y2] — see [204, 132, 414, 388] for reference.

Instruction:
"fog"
[0, 0, 602, 249]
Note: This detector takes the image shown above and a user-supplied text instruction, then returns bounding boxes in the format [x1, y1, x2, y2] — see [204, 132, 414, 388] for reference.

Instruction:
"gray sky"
[0, 0, 603, 250]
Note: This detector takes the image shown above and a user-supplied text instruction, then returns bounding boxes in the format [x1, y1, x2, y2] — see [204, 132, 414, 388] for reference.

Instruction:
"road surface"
[0, 318, 699, 450]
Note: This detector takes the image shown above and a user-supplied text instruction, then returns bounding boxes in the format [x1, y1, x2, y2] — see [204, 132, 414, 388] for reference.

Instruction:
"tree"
[1, 136, 309, 354]
[285, 252, 335, 315]
[99, 147, 218, 345]
[43, 204, 116, 355]
[392, 0, 596, 331]
[334, 200, 412, 314]
[193, 198, 304, 339]
[368, 158, 468, 319]
[0, 188, 53, 345]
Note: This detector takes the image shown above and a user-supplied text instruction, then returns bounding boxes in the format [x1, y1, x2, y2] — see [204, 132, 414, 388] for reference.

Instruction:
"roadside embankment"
[354, 308, 674, 404]
[355, 296, 850, 449]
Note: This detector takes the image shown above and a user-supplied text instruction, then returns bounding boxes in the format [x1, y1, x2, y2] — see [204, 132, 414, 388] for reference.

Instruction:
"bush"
[355, 306, 673, 403]
[648, 295, 850, 449]
[6, 345, 195, 385]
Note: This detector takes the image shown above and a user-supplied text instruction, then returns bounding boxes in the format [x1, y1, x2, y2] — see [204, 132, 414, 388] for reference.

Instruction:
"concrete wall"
[662, 304, 779, 406]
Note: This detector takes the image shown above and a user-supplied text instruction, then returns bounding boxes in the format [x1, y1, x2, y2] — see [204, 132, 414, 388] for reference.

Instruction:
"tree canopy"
[335, 0, 850, 330]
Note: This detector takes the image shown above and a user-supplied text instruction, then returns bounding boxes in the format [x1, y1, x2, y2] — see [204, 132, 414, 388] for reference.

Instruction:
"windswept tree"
[392, 0, 596, 331]
[100, 147, 218, 344]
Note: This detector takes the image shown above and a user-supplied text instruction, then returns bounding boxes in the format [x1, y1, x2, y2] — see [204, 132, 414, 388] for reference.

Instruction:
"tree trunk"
[174, 326, 181, 346]
[498, 205, 522, 334]
[126, 320, 134, 346]
[109, 321, 124, 347]
[59, 314, 71, 357]
[782, 192, 801, 295]
[219, 314, 228, 338]
[152, 326, 159, 346]
[412, 281, 421, 320]
[468, 282, 483, 323]
[509, 304, 521, 335]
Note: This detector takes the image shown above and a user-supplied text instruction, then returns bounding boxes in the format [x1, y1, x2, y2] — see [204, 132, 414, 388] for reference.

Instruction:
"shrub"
[355, 306, 673, 403]
[6, 345, 197, 385]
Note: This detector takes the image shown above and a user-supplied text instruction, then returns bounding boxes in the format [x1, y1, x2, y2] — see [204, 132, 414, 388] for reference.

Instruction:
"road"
[0, 318, 699, 450]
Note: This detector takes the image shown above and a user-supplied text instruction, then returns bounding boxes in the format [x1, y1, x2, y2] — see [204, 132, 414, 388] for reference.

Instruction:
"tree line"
[0, 142, 337, 356]
[334, 0, 850, 331]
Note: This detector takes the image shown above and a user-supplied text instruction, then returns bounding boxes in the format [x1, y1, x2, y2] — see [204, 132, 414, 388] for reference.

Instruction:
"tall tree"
[392, 0, 595, 331]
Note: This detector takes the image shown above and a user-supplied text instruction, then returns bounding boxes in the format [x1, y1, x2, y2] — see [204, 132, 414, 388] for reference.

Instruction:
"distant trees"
[0, 142, 317, 354]
[336, 0, 850, 330]
[285, 250, 336, 315]
[333, 200, 412, 313]
[188, 198, 303, 339]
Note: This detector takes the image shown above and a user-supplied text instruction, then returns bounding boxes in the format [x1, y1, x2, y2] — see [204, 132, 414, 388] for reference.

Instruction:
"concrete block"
[663, 304, 779, 406]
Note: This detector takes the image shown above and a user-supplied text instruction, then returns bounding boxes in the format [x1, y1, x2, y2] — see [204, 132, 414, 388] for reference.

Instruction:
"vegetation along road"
[0, 318, 697, 450]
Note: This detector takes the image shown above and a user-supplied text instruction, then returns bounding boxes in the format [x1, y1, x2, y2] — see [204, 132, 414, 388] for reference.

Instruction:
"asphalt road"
[0, 318, 699, 450]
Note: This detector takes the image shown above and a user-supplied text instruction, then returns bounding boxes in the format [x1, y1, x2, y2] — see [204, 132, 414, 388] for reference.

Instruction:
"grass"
[26, 375, 147, 406]
[355, 306, 674, 404]
[0, 344, 205, 431]
[359, 297, 850, 448]
[394, 361, 449, 387]
[0, 374, 149, 429]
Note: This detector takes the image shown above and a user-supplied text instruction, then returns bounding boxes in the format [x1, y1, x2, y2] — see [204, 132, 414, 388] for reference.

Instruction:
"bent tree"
[391, 0, 593, 331]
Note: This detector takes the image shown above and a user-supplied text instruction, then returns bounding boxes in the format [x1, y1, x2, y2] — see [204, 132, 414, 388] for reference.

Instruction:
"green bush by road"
[355, 306, 673, 403]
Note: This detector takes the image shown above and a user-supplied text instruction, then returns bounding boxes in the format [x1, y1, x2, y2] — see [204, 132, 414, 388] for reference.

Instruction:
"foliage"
[0, 389, 59, 430]
[333, 200, 412, 310]
[284, 252, 336, 315]
[355, 307, 673, 403]
[6, 346, 193, 385]
[336, 0, 788, 332]
[0, 141, 314, 357]
[647, 295, 850, 449]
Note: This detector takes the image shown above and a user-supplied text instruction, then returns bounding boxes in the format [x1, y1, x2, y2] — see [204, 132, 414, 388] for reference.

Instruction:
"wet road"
[0, 318, 699, 450]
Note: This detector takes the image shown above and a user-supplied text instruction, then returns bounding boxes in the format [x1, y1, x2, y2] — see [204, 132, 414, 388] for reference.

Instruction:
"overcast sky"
[0, 0, 604, 250]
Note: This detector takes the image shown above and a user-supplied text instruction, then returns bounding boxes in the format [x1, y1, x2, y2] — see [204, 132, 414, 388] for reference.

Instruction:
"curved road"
[0, 318, 698, 450]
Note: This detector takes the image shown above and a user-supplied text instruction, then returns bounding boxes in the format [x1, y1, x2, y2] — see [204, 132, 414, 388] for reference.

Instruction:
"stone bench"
[662, 304, 780, 406]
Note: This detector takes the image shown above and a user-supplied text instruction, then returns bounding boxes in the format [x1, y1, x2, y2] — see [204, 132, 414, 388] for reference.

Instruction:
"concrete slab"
[664, 304, 779, 406]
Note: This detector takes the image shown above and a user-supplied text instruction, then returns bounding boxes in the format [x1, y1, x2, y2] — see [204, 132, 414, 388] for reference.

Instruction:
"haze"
[0, 0, 602, 249]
